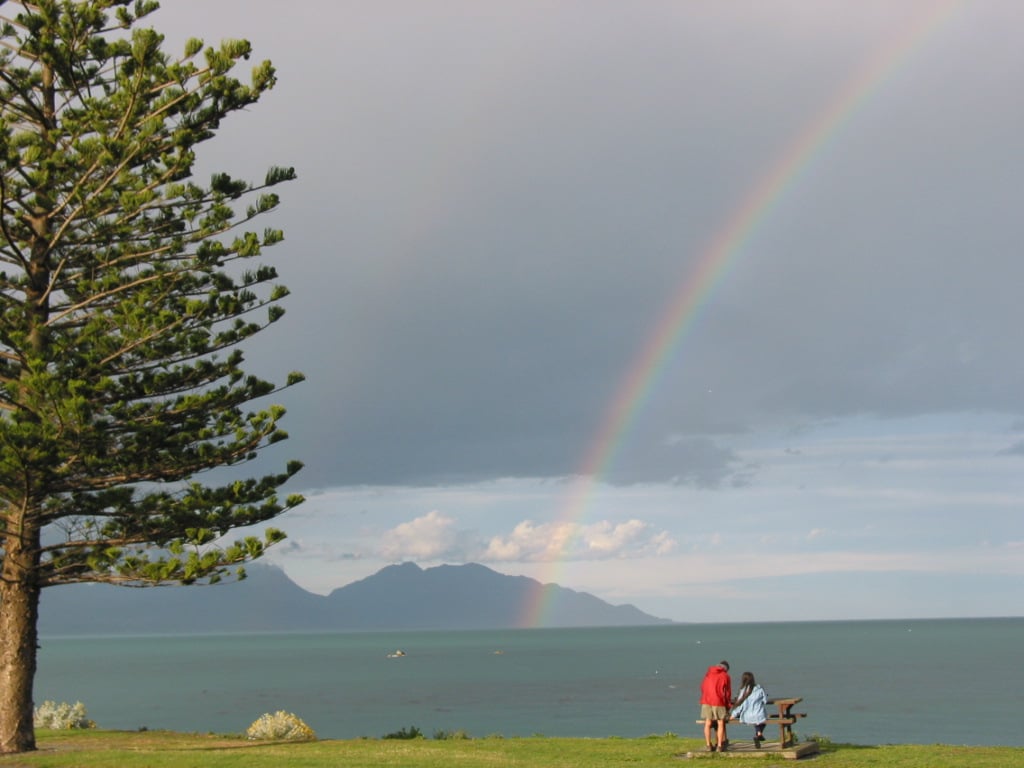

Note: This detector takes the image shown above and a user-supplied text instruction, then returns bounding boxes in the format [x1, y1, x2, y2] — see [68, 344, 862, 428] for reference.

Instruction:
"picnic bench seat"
[762, 713, 806, 725]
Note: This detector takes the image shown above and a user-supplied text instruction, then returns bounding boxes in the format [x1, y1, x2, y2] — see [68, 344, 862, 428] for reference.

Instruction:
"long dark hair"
[740, 671, 756, 691]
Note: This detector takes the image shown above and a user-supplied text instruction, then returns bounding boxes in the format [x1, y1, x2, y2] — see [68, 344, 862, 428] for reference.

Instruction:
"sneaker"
[717, 745, 728, 753]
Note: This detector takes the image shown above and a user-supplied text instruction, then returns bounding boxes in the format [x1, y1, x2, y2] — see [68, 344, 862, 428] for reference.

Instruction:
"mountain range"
[38, 562, 672, 635]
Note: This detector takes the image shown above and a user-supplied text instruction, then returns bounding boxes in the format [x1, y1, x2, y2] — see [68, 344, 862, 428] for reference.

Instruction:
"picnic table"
[691, 696, 815, 758]
[695, 696, 807, 748]
[762, 697, 806, 747]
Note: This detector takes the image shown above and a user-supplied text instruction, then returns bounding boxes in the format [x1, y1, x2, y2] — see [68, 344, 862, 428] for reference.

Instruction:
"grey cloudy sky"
[152, 0, 1022, 622]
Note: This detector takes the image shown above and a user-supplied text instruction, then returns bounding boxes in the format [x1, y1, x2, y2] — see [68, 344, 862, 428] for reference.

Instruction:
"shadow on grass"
[812, 741, 883, 756]
[167, 741, 315, 753]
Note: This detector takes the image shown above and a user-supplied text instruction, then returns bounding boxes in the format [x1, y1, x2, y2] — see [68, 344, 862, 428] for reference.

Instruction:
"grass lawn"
[0, 731, 1020, 768]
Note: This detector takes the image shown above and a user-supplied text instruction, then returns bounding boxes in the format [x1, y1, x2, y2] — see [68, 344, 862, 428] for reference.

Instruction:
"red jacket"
[700, 664, 732, 707]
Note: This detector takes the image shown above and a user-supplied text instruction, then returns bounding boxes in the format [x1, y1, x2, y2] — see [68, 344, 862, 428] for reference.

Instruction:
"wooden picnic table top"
[766, 697, 802, 713]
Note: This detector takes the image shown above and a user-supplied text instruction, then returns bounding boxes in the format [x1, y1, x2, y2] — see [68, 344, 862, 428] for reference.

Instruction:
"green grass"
[0, 731, 1020, 768]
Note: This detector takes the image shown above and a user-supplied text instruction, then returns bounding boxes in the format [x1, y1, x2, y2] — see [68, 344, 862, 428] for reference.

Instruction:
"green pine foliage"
[0, 0, 303, 588]
[0, 1, 303, 752]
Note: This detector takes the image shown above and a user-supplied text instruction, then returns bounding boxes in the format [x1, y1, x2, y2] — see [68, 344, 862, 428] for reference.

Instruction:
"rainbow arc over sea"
[520, 0, 964, 628]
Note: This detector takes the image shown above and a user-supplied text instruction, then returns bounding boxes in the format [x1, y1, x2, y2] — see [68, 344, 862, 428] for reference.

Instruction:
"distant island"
[39, 562, 672, 636]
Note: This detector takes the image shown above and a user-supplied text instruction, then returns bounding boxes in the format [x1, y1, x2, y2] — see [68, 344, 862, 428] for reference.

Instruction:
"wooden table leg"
[781, 704, 793, 747]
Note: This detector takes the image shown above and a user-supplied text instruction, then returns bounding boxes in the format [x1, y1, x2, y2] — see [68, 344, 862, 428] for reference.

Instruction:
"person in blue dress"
[730, 671, 768, 746]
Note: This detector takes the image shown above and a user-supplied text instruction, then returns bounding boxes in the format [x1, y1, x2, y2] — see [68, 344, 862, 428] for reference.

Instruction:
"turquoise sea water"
[36, 617, 1023, 746]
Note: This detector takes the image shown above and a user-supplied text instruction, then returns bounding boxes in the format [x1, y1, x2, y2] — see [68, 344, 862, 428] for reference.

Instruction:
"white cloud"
[369, 512, 678, 565]
[377, 510, 460, 561]
[483, 518, 677, 563]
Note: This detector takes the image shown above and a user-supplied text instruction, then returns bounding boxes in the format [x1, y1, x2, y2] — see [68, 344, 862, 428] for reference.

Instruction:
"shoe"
[717, 745, 728, 752]
[706, 744, 715, 752]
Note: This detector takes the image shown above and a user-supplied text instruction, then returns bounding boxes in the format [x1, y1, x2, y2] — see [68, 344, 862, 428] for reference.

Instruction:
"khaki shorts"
[701, 705, 728, 721]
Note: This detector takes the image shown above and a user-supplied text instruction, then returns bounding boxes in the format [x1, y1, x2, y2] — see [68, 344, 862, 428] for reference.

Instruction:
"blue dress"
[731, 684, 767, 724]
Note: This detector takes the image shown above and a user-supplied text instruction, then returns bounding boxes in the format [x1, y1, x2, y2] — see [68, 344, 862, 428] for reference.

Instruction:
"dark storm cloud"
[998, 442, 1024, 457]
[156, 1, 1024, 490]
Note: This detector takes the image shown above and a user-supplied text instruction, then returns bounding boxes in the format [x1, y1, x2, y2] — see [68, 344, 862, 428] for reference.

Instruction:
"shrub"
[383, 725, 423, 740]
[245, 711, 316, 742]
[433, 728, 470, 740]
[33, 701, 96, 730]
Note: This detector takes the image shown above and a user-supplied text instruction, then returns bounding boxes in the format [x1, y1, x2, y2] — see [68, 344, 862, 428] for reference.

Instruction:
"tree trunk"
[0, 539, 40, 753]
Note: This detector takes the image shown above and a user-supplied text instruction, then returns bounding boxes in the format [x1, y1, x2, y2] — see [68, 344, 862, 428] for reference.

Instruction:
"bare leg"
[704, 719, 714, 748]
[717, 719, 727, 750]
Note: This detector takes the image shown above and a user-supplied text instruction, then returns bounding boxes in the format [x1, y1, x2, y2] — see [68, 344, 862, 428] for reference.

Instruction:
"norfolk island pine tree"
[0, 1, 304, 753]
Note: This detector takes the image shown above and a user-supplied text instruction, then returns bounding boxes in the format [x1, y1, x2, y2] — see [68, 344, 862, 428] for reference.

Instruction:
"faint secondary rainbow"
[522, 0, 964, 628]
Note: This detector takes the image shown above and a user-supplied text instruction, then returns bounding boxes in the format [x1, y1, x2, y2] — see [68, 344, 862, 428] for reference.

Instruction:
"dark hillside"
[40, 562, 671, 635]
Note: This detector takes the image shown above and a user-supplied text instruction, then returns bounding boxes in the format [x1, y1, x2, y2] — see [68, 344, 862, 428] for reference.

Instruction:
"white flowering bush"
[33, 700, 96, 730]
[246, 710, 316, 742]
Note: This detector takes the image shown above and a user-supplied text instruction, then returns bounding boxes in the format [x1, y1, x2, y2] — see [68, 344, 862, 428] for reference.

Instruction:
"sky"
[146, 0, 1023, 623]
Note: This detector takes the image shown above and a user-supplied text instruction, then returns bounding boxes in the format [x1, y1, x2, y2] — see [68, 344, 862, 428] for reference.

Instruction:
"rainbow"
[521, 0, 964, 628]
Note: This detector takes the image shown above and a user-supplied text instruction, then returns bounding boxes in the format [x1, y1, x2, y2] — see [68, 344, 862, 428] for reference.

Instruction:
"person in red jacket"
[699, 660, 733, 752]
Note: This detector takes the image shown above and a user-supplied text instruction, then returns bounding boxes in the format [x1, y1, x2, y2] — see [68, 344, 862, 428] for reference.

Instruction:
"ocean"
[35, 617, 1023, 746]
